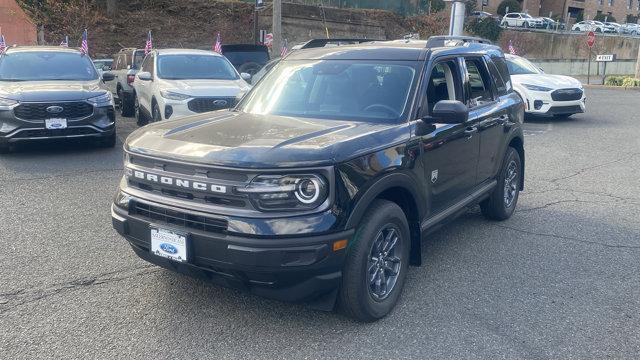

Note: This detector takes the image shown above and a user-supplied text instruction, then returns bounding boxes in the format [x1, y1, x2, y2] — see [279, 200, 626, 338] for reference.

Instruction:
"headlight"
[87, 92, 114, 106]
[522, 84, 553, 92]
[237, 174, 328, 212]
[160, 90, 191, 101]
[113, 190, 132, 210]
[0, 97, 18, 108]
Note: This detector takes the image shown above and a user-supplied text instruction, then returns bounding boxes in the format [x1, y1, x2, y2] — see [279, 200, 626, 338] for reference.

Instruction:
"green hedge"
[604, 76, 640, 87]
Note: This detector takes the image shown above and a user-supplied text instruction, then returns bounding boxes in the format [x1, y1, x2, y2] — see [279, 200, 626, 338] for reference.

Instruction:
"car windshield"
[133, 51, 145, 69]
[522, 14, 532, 19]
[505, 56, 541, 75]
[238, 59, 417, 122]
[0, 51, 98, 81]
[222, 51, 270, 68]
[157, 54, 238, 80]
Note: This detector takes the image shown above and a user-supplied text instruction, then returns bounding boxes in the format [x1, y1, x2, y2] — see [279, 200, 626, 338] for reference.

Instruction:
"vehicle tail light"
[127, 74, 135, 85]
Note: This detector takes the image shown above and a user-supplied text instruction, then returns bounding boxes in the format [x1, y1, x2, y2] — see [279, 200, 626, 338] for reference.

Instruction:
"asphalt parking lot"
[1, 88, 639, 359]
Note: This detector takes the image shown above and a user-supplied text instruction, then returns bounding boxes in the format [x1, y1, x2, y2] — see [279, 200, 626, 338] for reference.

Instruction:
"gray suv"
[106, 48, 145, 117]
[0, 47, 116, 153]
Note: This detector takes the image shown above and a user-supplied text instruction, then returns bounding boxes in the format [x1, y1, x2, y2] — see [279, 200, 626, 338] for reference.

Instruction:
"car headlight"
[522, 84, 553, 92]
[113, 190, 132, 210]
[87, 92, 114, 107]
[0, 97, 18, 108]
[237, 174, 328, 212]
[160, 90, 191, 101]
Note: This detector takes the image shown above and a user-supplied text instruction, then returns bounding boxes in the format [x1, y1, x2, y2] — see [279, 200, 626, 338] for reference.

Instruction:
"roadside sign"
[587, 31, 596, 48]
[596, 54, 616, 62]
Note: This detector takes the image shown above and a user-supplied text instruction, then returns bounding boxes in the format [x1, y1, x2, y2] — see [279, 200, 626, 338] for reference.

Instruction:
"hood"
[0, 80, 105, 102]
[511, 73, 582, 89]
[158, 79, 250, 97]
[125, 111, 409, 168]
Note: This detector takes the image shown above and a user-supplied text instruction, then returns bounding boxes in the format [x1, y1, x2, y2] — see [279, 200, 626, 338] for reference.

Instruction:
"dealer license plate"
[150, 227, 188, 263]
[45, 118, 68, 130]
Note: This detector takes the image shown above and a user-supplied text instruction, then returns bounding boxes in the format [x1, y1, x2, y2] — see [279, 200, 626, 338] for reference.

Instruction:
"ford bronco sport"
[112, 36, 525, 322]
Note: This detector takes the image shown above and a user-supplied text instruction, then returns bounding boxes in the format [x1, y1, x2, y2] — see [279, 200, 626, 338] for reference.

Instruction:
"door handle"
[464, 126, 478, 139]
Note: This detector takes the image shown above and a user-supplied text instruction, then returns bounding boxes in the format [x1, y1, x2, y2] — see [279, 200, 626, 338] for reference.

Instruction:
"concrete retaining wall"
[530, 59, 637, 76]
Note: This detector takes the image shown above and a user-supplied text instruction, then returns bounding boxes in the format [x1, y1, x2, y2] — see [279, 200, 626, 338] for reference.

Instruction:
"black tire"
[118, 89, 134, 117]
[338, 199, 410, 322]
[98, 132, 117, 148]
[481, 147, 522, 221]
[152, 101, 162, 123]
[238, 62, 262, 76]
[135, 95, 148, 127]
[523, 22, 529, 28]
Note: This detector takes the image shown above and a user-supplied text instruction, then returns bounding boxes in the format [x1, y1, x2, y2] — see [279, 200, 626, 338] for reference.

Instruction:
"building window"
[608, 0, 613, 6]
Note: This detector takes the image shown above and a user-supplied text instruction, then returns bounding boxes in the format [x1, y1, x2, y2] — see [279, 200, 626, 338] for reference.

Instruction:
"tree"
[427, 0, 446, 13]
[594, 13, 616, 22]
[626, 14, 639, 24]
[465, 17, 502, 42]
[497, 0, 521, 16]
[106, 0, 117, 17]
[576, 11, 584, 23]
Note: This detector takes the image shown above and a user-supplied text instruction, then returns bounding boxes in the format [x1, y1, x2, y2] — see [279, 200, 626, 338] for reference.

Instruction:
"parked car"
[572, 20, 616, 33]
[133, 49, 251, 125]
[505, 54, 585, 118]
[220, 44, 270, 77]
[0, 46, 116, 153]
[541, 17, 565, 30]
[619, 23, 640, 35]
[469, 10, 493, 19]
[603, 22, 622, 33]
[93, 58, 113, 72]
[112, 36, 525, 321]
[501, 13, 544, 28]
[105, 48, 146, 117]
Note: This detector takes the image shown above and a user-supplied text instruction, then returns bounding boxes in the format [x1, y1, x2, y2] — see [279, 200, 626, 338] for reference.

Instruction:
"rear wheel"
[338, 199, 410, 322]
[481, 147, 522, 221]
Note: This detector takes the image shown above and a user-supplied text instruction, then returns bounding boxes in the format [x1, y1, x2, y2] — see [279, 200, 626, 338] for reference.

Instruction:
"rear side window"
[485, 57, 508, 96]
[490, 55, 512, 93]
[464, 58, 493, 107]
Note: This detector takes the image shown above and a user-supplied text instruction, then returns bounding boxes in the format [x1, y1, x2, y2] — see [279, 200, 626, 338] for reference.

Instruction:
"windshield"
[157, 54, 238, 80]
[223, 51, 270, 67]
[505, 56, 541, 75]
[0, 51, 98, 81]
[238, 60, 417, 122]
[522, 14, 532, 19]
[133, 51, 145, 69]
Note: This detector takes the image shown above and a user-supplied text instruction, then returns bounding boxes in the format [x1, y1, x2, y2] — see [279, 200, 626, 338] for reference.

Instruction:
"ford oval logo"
[46, 106, 64, 114]
[160, 243, 178, 255]
[212, 99, 228, 107]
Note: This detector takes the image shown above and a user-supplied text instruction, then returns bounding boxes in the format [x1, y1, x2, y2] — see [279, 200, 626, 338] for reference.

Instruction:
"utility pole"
[446, 0, 466, 36]
[635, 44, 640, 79]
[272, 0, 282, 57]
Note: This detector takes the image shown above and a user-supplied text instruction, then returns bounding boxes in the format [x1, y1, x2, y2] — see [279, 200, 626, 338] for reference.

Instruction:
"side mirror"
[240, 72, 252, 81]
[102, 72, 115, 82]
[430, 100, 469, 124]
[137, 71, 152, 81]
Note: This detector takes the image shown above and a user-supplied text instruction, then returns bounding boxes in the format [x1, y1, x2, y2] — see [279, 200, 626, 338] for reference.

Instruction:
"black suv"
[0, 47, 116, 152]
[112, 37, 525, 321]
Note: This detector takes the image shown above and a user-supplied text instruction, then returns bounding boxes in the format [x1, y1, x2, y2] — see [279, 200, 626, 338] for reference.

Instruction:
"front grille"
[548, 105, 583, 115]
[13, 127, 99, 139]
[14, 102, 94, 120]
[187, 97, 236, 113]
[131, 201, 228, 233]
[551, 88, 583, 102]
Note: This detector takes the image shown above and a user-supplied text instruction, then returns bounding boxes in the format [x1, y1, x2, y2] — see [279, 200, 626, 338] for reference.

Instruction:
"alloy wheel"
[503, 160, 518, 208]
[367, 224, 402, 301]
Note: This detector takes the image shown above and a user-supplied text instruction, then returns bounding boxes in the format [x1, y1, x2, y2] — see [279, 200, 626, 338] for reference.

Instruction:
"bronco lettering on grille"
[127, 168, 227, 194]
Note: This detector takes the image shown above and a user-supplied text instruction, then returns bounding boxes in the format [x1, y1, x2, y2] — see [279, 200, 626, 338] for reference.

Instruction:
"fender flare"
[345, 172, 426, 230]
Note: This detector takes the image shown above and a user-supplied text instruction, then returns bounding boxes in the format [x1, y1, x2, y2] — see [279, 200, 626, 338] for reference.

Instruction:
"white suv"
[501, 13, 543, 28]
[133, 49, 251, 125]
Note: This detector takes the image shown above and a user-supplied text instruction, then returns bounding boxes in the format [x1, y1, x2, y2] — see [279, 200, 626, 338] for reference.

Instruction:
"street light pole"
[445, 0, 466, 36]
[272, 0, 282, 57]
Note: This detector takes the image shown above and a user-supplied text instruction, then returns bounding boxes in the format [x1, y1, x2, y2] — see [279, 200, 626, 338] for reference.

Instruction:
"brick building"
[0, 0, 37, 45]
[477, 0, 640, 23]
[476, 0, 542, 15]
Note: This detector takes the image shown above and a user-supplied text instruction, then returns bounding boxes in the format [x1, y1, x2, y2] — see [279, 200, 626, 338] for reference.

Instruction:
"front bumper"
[111, 201, 353, 303]
[520, 89, 586, 116]
[0, 104, 115, 144]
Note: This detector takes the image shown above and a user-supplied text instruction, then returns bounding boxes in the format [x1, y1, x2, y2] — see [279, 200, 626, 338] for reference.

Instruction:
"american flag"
[508, 40, 517, 55]
[60, 36, 69, 47]
[0, 35, 6, 55]
[144, 31, 153, 56]
[80, 29, 88, 55]
[280, 38, 288, 58]
[213, 33, 222, 54]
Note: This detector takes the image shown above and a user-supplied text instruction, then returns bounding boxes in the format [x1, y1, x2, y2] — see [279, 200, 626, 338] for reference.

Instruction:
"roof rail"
[298, 38, 381, 50]
[426, 36, 493, 48]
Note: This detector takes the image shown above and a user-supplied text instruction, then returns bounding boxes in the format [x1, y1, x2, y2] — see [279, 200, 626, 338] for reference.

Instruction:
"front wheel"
[152, 102, 162, 123]
[135, 95, 148, 127]
[119, 89, 134, 117]
[338, 199, 410, 322]
[481, 147, 522, 221]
